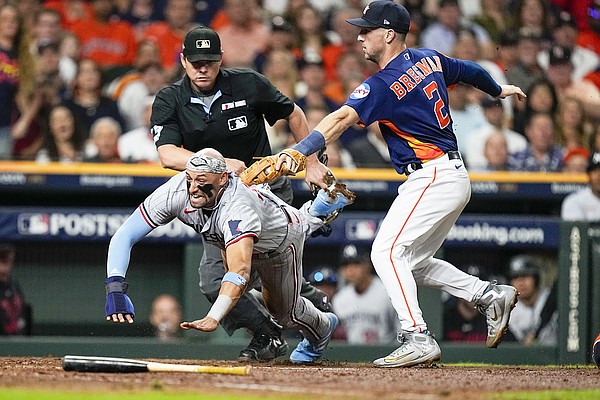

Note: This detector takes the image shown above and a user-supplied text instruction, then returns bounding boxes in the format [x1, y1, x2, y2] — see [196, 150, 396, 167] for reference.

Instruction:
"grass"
[493, 390, 600, 400]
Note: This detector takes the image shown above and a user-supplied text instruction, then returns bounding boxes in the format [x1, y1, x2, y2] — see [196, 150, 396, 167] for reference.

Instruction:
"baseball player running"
[274, 1, 524, 367]
[105, 148, 347, 363]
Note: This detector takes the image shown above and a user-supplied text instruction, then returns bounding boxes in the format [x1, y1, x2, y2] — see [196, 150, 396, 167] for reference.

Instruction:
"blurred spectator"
[576, 0, 600, 55]
[509, 0, 553, 44]
[443, 264, 489, 342]
[471, 0, 511, 44]
[290, 4, 332, 63]
[0, 243, 29, 335]
[0, 3, 38, 160]
[321, 6, 363, 83]
[263, 48, 299, 101]
[420, 0, 492, 58]
[546, 45, 600, 121]
[69, 0, 137, 73]
[323, 51, 367, 105]
[465, 97, 527, 170]
[142, 0, 198, 80]
[538, 11, 600, 82]
[562, 147, 590, 173]
[332, 244, 398, 344]
[505, 29, 546, 96]
[44, 0, 94, 31]
[505, 255, 557, 346]
[555, 97, 590, 151]
[493, 31, 520, 74]
[448, 83, 487, 158]
[347, 124, 393, 169]
[509, 112, 565, 172]
[216, 0, 269, 68]
[84, 117, 123, 163]
[115, 62, 168, 131]
[36, 104, 86, 163]
[118, 96, 159, 163]
[118, 0, 164, 42]
[149, 294, 183, 341]
[57, 31, 80, 88]
[31, 7, 62, 50]
[552, 0, 594, 31]
[512, 78, 558, 135]
[561, 151, 600, 220]
[105, 39, 161, 97]
[253, 15, 296, 74]
[480, 129, 512, 171]
[295, 54, 340, 113]
[590, 125, 600, 152]
[451, 27, 513, 121]
[63, 58, 126, 139]
[307, 266, 338, 308]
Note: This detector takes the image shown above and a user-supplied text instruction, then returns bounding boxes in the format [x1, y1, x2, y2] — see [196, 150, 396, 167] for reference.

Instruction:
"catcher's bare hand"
[180, 317, 219, 332]
[106, 313, 134, 324]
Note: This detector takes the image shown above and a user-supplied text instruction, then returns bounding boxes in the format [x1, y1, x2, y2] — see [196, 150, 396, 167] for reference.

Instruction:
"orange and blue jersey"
[345, 47, 501, 175]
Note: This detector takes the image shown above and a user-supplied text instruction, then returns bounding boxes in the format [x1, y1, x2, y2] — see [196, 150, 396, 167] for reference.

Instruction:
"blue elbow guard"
[105, 276, 135, 317]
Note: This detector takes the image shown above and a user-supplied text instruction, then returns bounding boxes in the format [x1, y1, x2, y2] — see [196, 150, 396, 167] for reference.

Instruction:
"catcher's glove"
[239, 148, 306, 186]
[309, 182, 356, 223]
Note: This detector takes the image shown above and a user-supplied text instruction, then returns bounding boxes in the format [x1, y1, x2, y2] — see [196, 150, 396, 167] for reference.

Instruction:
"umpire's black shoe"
[238, 332, 289, 362]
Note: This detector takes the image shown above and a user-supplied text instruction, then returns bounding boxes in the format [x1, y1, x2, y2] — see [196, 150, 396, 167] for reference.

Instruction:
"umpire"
[150, 26, 328, 362]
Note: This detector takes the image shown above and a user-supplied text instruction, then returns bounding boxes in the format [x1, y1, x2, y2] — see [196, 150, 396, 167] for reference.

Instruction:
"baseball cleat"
[290, 313, 338, 364]
[476, 281, 519, 348]
[238, 331, 289, 362]
[593, 332, 600, 368]
[373, 331, 441, 368]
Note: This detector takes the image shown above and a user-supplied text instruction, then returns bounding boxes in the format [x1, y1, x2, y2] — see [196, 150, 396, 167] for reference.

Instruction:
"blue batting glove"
[105, 276, 135, 319]
[309, 188, 351, 219]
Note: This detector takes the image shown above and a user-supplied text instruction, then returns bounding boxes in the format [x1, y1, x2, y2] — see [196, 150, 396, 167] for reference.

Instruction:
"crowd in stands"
[1, 0, 600, 173]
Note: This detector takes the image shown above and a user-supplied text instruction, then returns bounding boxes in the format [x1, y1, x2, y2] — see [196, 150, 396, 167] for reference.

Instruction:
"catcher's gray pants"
[252, 205, 331, 342]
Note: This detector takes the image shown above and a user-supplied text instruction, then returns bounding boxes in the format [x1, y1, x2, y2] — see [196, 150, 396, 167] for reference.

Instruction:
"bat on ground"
[62, 355, 252, 375]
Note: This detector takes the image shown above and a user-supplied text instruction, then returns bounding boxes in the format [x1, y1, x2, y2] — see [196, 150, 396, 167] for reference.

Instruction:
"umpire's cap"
[182, 27, 222, 62]
[346, 1, 411, 34]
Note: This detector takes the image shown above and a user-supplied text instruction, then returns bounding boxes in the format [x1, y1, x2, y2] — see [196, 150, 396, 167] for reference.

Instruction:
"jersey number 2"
[423, 82, 450, 129]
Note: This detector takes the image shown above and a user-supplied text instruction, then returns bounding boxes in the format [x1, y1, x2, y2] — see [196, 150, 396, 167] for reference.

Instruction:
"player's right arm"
[180, 237, 252, 332]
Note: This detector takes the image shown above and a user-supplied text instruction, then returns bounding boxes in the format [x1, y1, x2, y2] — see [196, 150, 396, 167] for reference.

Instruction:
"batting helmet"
[507, 255, 540, 287]
[339, 244, 370, 266]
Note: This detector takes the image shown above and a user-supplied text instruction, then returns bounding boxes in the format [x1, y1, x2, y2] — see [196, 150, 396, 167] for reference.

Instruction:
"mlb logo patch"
[228, 116, 248, 131]
[17, 213, 50, 235]
[196, 39, 211, 49]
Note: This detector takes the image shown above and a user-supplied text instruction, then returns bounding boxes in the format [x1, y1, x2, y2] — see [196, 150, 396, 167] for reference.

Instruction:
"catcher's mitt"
[239, 148, 306, 186]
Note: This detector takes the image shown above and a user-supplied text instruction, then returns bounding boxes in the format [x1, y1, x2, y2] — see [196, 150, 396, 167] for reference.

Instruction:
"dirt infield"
[0, 357, 599, 399]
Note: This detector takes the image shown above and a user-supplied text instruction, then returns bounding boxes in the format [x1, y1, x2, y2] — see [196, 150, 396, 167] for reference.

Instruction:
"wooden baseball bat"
[63, 355, 252, 375]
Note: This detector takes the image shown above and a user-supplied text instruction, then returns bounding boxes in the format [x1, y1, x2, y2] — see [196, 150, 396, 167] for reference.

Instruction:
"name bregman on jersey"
[389, 56, 442, 100]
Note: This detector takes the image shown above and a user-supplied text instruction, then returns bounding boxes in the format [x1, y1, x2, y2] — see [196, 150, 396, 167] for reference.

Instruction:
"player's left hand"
[498, 84, 526, 102]
[180, 317, 219, 332]
[304, 156, 330, 191]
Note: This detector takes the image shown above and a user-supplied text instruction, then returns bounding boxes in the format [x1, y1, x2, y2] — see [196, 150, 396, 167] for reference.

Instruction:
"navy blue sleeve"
[436, 51, 502, 97]
[458, 60, 502, 97]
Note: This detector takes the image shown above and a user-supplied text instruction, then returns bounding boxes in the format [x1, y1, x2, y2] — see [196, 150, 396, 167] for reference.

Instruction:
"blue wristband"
[293, 130, 326, 156]
[222, 272, 247, 287]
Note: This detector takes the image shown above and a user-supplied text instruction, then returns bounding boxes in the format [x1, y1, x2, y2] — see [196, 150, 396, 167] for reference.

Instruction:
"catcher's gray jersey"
[139, 172, 312, 254]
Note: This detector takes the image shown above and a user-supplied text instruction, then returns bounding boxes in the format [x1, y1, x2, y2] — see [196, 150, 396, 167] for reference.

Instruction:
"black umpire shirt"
[151, 68, 294, 167]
